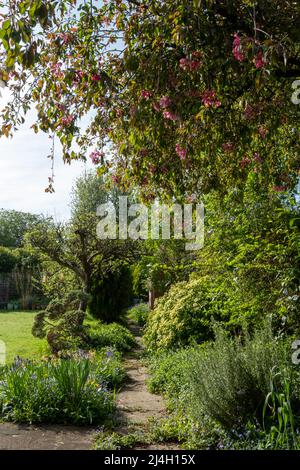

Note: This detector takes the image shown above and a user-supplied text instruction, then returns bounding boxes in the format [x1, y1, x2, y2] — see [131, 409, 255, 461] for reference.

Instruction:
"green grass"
[0, 311, 48, 364]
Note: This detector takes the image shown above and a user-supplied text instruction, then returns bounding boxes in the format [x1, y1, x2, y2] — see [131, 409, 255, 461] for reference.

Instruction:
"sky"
[0, 88, 93, 222]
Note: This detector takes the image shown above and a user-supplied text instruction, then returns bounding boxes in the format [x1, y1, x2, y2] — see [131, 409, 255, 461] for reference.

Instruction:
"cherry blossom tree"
[0, 0, 299, 198]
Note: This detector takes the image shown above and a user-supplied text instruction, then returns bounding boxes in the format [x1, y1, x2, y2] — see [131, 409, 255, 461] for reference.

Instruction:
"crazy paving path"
[114, 322, 179, 450]
[0, 423, 95, 450]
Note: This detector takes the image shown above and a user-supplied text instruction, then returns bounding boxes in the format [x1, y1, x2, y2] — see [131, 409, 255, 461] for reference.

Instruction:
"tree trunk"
[149, 289, 156, 310]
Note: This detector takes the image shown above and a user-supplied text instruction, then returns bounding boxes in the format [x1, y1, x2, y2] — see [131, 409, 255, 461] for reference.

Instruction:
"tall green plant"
[263, 367, 298, 450]
[52, 359, 90, 407]
[188, 322, 289, 428]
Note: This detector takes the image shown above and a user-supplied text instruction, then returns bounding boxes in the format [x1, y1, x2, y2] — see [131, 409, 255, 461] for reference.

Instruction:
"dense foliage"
[144, 276, 229, 351]
[0, 247, 17, 273]
[127, 303, 149, 327]
[144, 187, 300, 351]
[26, 172, 139, 348]
[0, 210, 43, 248]
[88, 320, 136, 352]
[89, 260, 133, 322]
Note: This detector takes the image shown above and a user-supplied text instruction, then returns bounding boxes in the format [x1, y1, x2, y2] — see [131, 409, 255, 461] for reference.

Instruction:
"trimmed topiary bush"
[144, 276, 231, 352]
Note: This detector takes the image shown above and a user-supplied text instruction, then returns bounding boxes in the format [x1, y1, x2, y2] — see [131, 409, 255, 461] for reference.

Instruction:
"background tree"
[133, 238, 197, 308]
[27, 171, 139, 351]
[26, 209, 137, 314]
[0, 209, 43, 248]
[13, 248, 43, 310]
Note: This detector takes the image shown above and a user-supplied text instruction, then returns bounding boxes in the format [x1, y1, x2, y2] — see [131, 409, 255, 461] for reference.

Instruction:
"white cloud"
[0, 89, 93, 221]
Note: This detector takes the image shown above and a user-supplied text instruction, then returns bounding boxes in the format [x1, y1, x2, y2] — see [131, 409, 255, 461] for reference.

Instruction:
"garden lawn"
[0, 311, 47, 364]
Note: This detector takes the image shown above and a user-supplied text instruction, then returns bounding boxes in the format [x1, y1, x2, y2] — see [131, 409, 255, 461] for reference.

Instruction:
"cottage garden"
[0, 0, 300, 451]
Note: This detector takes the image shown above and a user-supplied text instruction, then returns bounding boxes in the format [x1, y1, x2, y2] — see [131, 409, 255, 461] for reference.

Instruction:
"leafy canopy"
[0, 1, 299, 198]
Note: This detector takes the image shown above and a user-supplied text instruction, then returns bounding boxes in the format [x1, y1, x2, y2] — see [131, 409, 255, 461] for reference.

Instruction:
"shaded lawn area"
[0, 311, 48, 364]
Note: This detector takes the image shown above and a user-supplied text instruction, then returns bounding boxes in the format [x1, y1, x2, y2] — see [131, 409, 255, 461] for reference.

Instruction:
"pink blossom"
[233, 33, 245, 62]
[73, 70, 84, 85]
[50, 62, 64, 79]
[258, 126, 268, 139]
[201, 90, 221, 108]
[187, 90, 202, 98]
[163, 110, 179, 121]
[240, 156, 251, 169]
[91, 74, 101, 81]
[141, 89, 152, 100]
[253, 152, 262, 164]
[187, 194, 196, 203]
[139, 148, 149, 157]
[189, 60, 202, 71]
[272, 185, 286, 192]
[175, 144, 187, 160]
[112, 175, 120, 184]
[149, 164, 157, 174]
[152, 101, 161, 112]
[159, 96, 172, 108]
[179, 57, 201, 72]
[90, 150, 104, 165]
[254, 50, 266, 69]
[61, 114, 74, 127]
[243, 104, 255, 120]
[222, 142, 235, 153]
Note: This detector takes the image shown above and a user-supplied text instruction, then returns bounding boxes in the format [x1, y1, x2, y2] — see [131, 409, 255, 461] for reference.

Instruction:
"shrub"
[0, 247, 17, 273]
[94, 430, 151, 450]
[128, 303, 149, 326]
[147, 348, 196, 408]
[89, 262, 133, 322]
[188, 321, 290, 428]
[93, 349, 126, 388]
[88, 322, 136, 352]
[131, 263, 148, 300]
[0, 354, 118, 424]
[32, 291, 90, 353]
[144, 276, 232, 352]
